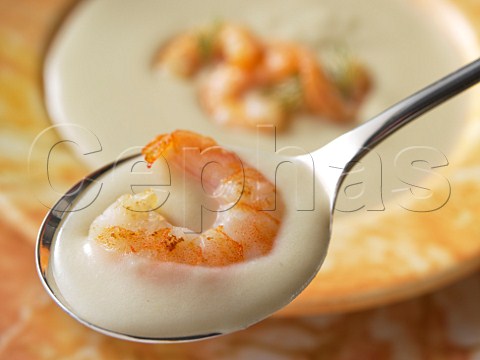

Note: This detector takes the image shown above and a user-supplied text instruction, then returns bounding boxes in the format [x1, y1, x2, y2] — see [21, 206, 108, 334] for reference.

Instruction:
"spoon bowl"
[37, 58, 480, 342]
[36, 157, 224, 342]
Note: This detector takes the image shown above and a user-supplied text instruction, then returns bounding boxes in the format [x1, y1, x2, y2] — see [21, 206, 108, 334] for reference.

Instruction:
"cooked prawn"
[91, 130, 284, 266]
[297, 47, 372, 122]
[155, 23, 261, 77]
[198, 64, 287, 129]
[154, 32, 202, 78]
[155, 21, 372, 129]
[217, 23, 262, 70]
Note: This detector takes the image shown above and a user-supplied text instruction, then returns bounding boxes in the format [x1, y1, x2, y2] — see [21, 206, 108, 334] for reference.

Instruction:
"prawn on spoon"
[37, 58, 480, 342]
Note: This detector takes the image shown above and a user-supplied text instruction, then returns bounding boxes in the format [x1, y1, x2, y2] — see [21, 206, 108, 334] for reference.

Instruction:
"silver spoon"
[37, 58, 480, 342]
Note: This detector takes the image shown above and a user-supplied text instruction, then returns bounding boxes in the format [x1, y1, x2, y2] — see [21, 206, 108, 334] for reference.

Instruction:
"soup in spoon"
[48, 130, 330, 339]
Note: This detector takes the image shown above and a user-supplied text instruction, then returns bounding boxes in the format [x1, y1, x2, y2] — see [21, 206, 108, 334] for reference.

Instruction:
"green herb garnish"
[268, 76, 303, 111]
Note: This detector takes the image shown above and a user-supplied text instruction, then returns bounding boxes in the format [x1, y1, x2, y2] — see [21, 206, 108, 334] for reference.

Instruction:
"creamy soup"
[44, 0, 477, 340]
[45, 0, 476, 172]
[48, 147, 330, 339]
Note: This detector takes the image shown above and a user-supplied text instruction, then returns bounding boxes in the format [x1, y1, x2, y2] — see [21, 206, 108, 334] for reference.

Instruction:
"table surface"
[1, 0, 480, 357]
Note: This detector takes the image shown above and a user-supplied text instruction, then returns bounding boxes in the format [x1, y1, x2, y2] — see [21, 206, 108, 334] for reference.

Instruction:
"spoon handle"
[314, 58, 480, 201]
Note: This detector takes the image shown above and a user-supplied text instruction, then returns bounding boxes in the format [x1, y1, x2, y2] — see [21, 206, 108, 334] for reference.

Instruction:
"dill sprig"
[197, 20, 223, 62]
[322, 45, 364, 98]
[267, 76, 303, 111]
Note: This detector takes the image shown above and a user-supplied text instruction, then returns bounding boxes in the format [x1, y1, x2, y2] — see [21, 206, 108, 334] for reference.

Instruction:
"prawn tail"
[142, 132, 173, 166]
[142, 130, 218, 167]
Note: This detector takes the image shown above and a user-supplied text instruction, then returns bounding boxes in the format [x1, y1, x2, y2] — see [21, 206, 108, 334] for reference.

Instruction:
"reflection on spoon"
[37, 59, 480, 342]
